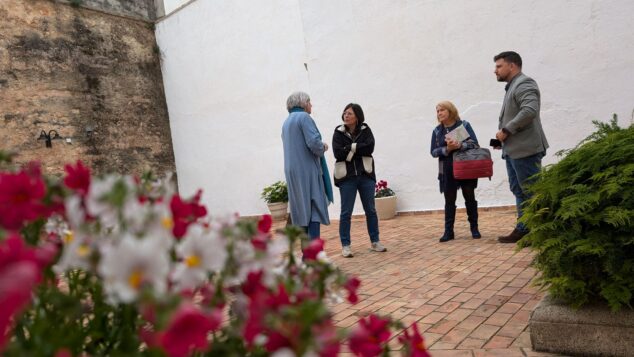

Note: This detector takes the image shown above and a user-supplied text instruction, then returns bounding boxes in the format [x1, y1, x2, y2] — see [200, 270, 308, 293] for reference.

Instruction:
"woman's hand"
[445, 138, 461, 152]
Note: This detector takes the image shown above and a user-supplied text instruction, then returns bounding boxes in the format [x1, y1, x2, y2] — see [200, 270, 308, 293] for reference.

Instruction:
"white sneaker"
[342, 246, 353, 258]
[371, 242, 387, 252]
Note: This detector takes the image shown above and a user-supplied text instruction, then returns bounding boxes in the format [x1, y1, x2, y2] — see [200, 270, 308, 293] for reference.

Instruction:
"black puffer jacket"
[332, 123, 376, 187]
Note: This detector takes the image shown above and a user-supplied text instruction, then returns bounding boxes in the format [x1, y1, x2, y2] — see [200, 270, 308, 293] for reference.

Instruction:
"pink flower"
[257, 214, 273, 233]
[251, 232, 270, 251]
[0, 234, 48, 352]
[0, 167, 47, 231]
[170, 191, 207, 239]
[63, 161, 91, 196]
[313, 320, 341, 357]
[302, 239, 324, 261]
[264, 331, 293, 352]
[344, 277, 361, 304]
[265, 284, 291, 310]
[398, 323, 430, 357]
[159, 304, 222, 357]
[53, 348, 73, 357]
[348, 314, 391, 357]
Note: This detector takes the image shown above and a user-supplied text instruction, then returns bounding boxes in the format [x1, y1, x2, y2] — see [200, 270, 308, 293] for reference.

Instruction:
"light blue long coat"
[282, 109, 330, 227]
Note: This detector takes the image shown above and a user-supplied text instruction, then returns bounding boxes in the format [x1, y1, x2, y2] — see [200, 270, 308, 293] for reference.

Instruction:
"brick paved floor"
[282, 208, 568, 357]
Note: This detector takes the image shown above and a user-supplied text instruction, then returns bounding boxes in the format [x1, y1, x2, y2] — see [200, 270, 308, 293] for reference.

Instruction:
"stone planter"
[375, 195, 397, 220]
[530, 294, 634, 356]
[267, 202, 288, 221]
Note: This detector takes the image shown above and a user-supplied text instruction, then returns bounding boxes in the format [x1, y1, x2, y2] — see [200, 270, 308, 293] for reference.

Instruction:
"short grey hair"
[286, 91, 311, 112]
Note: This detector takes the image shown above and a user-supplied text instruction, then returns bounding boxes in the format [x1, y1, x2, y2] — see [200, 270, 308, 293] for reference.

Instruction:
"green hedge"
[519, 115, 634, 311]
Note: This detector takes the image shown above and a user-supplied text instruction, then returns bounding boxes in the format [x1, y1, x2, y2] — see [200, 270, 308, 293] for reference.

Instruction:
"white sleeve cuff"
[346, 143, 357, 162]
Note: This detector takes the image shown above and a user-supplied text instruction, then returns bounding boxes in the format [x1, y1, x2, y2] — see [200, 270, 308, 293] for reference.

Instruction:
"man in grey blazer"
[493, 51, 549, 243]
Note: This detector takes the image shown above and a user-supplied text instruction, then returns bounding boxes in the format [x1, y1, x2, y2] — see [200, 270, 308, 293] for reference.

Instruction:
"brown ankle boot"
[498, 228, 527, 243]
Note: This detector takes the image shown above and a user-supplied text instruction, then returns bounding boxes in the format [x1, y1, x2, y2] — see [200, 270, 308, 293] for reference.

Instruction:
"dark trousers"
[443, 183, 478, 234]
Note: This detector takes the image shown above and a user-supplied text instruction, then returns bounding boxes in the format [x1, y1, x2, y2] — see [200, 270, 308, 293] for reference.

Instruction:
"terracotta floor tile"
[440, 327, 472, 344]
[446, 308, 474, 322]
[473, 348, 525, 356]
[471, 304, 498, 318]
[461, 298, 486, 310]
[469, 324, 500, 340]
[436, 301, 462, 313]
[497, 302, 523, 314]
[457, 337, 486, 349]
[456, 315, 487, 331]
[427, 350, 473, 357]
[485, 312, 513, 327]
[427, 319, 460, 335]
[483, 335, 514, 349]
[497, 322, 527, 339]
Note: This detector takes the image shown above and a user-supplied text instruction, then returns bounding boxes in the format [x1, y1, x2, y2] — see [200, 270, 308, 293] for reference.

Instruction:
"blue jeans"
[505, 152, 545, 232]
[338, 176, 379, 247]
[303, 221, 320, 240]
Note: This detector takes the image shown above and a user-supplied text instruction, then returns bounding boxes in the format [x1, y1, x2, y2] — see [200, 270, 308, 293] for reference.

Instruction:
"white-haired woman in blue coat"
[281, 91, 333, 239]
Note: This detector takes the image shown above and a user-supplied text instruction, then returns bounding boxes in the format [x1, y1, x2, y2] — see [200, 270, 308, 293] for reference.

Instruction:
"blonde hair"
[436, 101, 460, 122]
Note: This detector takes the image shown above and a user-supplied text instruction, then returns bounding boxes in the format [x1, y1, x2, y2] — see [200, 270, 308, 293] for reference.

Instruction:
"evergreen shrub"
[519, 115, 634, 311]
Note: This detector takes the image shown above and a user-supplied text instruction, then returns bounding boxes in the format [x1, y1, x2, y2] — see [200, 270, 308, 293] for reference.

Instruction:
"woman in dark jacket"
[332, 103, 387, 258]
[430, 101, 481, 242]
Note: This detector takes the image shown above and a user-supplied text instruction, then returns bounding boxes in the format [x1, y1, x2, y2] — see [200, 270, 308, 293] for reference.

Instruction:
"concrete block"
[530, 295, 634, 356]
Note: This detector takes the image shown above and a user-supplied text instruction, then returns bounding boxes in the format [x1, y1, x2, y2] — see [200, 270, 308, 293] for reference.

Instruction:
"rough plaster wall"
[57, 0, 157, 20]
[156, 0, 634, 217]
[0, 0, 175, 177]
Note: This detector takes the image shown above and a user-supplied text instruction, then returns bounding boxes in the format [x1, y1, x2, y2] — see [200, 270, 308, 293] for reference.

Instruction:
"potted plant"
[374, 179, 397, 220]
[521, 116, 634, 356]
[261, 180, 289, 220]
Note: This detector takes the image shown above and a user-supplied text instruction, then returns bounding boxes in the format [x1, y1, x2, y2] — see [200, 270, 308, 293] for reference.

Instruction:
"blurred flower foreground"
[0, 156, 429, 357]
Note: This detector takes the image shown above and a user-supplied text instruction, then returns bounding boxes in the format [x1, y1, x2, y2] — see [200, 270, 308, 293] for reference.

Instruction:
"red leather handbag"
[453, 147, 493, 179]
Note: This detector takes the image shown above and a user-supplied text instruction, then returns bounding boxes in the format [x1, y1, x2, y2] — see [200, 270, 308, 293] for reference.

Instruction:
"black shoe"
[471, 227, 482, 239]
[498, 228, 527, 243]
[439, 232, 455, 243]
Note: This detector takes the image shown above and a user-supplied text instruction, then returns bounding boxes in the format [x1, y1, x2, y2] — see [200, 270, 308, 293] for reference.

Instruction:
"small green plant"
[519, 114, 634, 311]
[261, 181, 288, 203]
[69, 0, 82, 8]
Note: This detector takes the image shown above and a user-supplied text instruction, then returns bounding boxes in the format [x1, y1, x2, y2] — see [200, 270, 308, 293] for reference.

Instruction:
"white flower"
[316, 250, 330, 264]
[271, 348, 296, 357]
[64, 194, 85, 229]
[86, 175, 136, 230]
[98, 234, 170, 304]
[171, 224, 227, 290]
[45, 214, 69, 236]
[261, 234, 290, 285]
[228, 240, 257, 285]
[139, 200, 175, 250]
[53, 231, 95, 274]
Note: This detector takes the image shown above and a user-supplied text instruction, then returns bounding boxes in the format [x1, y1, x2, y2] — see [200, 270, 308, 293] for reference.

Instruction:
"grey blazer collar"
[499, 73, 527, 120]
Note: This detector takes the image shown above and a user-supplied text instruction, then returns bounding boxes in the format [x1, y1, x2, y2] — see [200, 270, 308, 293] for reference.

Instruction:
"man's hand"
[495, 130, 508, 142]
[323, 142, 329, 152]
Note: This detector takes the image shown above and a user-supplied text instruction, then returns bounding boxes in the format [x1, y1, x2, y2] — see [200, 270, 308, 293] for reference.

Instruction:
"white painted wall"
[161, 0, 190, 16]
[156, 0, 634, 218]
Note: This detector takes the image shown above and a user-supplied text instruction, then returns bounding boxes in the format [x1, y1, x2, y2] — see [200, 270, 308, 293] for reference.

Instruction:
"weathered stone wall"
[0, 0, 175, 177]
[57, 0, 159, 21]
